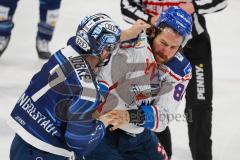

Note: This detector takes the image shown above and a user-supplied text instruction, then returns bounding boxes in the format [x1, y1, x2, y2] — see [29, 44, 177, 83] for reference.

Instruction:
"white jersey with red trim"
[97, 32, 192, 134]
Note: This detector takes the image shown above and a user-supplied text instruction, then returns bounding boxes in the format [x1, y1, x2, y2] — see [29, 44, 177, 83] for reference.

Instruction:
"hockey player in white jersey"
[85, 7, 192, 160]
[121, 0, 228, 159]
[8, 13, 150, 160]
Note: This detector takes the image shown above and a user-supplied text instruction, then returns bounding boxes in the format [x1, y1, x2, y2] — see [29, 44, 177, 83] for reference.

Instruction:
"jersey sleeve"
[64, 95, 106, 156]
[64, 76, 111, 156]
[192, 0, 228, 15]
[121, 0, 152, 24]
[65, 119, 105, 156]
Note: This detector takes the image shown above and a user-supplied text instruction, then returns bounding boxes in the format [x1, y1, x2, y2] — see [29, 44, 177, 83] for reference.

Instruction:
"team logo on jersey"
[129, 84, 151, 102]
[195, 64, 205, 100]
[184, 62, 192, 75]
[135, 92, 148, 101]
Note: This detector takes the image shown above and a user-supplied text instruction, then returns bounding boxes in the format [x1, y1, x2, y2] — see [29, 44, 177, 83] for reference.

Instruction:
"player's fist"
[150, 15, 160, 25]
[106, 110, 130, 131]
[120, 19, 151, 41]
[179, 2, 195, 15]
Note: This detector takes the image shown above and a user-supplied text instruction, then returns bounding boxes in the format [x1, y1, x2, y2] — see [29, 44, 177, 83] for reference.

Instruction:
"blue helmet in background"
[156, 7, 192, 40]
[75, 13, 121, 56]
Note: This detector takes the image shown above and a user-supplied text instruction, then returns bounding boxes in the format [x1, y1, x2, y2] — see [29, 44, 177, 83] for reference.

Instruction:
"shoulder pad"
[160, 52, 192, 81]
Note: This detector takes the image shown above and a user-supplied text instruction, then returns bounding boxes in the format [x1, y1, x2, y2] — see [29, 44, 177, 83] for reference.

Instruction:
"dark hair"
[146, 23, 183, 53]
[146, 23, 181, 38]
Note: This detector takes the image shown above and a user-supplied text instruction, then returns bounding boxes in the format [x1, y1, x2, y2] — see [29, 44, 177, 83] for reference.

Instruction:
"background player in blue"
[0, 0, 61, 59]
[7, 13, 123, 160]
[85, 7, 192, 160]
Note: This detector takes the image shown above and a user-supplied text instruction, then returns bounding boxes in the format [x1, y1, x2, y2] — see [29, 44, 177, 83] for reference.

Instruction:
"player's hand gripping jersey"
[97, 32, 192, 134]
[8, 44, 109, 158]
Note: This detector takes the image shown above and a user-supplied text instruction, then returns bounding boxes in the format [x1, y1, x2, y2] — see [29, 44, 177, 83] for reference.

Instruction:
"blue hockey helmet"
[156, 7, 192, 41]
[75, 13, 121, 56]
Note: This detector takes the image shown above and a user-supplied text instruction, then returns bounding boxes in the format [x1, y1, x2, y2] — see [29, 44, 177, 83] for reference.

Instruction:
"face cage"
[97, 42, 117, 67]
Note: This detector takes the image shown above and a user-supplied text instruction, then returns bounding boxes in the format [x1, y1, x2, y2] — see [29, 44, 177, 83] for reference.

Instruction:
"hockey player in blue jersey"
[0, 0, 61, 59]
[7, 13, 130, 160]
[85, 7, 192, 160]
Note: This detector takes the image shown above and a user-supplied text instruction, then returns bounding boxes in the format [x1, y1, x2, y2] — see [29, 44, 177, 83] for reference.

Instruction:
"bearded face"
[152, 27, 183, 64]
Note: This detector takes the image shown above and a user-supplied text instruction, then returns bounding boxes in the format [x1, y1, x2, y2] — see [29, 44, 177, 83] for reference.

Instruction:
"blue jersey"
[8, 45, 109, 158]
